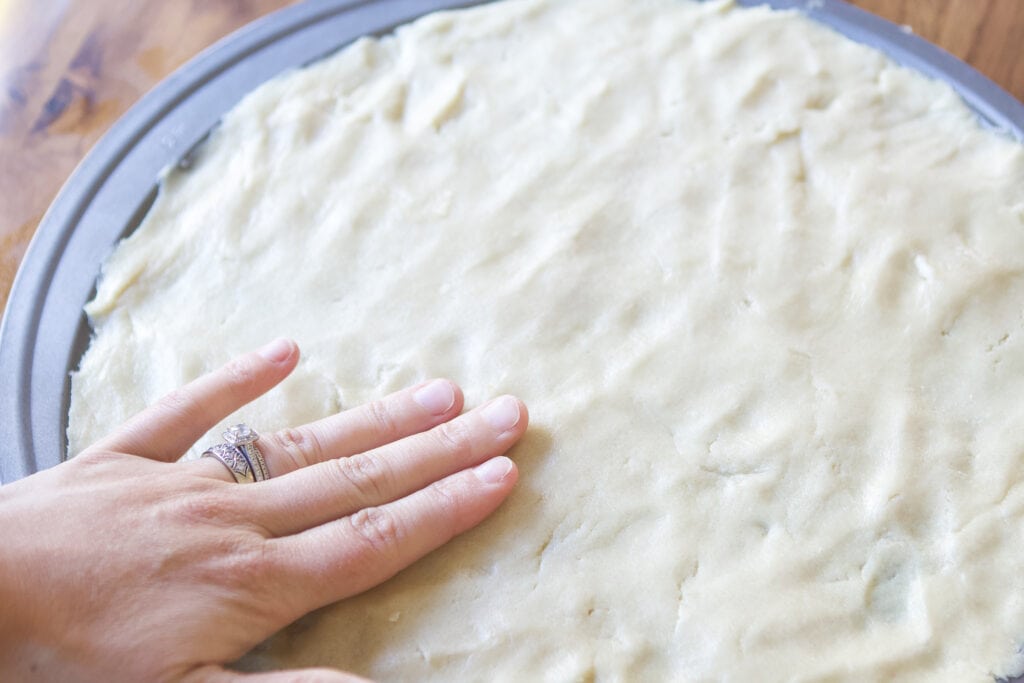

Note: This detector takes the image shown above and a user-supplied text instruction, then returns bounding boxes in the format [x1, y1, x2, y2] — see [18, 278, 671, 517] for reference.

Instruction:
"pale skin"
[0, 338, 528, 682]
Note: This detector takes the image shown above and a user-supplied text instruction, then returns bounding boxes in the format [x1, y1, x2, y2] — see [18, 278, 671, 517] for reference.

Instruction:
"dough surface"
[70, 0, 1024, 680]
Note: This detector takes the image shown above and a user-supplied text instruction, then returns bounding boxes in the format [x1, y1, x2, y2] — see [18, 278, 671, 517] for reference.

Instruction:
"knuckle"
[146, 494, 282, 597]
[62, 449, 129, 485]
[241, 541, 280, 578]
[165, 511, 277, 575]
[426, 478, 465, 537]
[201, 538, 279, 596]
[365, 398, 399, 437]
[73, 449, 123, 468]
[328, 455, 391, 503]
[158, 386, 204, 423]
[347, 506, 404, 560]
[171, 491, 237, 525]
[434, 418, 473, 456]
[272, 426, 324, 470]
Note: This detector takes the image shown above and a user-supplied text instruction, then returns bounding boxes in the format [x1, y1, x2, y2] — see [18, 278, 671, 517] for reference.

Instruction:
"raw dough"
[70, 0, 1024, 680]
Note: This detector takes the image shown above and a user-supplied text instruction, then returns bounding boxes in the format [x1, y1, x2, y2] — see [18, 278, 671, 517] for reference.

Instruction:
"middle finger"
[246, 394, 528, 536]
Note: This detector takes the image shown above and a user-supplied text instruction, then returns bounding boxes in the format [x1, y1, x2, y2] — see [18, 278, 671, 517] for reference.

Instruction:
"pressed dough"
[69, 0, 1024, 680]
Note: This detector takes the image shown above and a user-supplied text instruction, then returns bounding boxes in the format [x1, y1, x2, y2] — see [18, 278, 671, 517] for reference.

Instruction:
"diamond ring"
[201, 423, 270, 483]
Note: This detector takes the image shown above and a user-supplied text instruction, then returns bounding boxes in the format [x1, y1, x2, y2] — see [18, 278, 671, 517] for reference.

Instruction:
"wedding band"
[202, 443, 256, 483]
[223, 423, 270, 482]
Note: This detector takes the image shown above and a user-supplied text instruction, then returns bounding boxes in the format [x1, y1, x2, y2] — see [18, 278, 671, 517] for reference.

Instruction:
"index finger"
[91, 339, 299, 461]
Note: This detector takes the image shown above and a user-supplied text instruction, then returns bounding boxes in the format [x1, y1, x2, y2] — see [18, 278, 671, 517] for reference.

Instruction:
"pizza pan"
[1, 0, 1023, 491]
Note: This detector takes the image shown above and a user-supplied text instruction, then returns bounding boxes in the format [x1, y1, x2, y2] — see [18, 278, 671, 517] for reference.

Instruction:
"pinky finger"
[276, 456, 518, 613]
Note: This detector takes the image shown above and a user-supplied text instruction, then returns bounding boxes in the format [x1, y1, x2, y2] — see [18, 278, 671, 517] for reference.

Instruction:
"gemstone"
[224, 423, 257, 444]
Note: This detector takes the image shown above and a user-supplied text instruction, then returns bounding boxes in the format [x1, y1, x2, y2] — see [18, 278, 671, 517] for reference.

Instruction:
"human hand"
[0, 339, 527, 682]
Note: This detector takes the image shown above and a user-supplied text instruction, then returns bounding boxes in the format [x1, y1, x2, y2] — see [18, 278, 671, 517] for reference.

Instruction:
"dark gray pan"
[1, 0, 1023, 484]
[1, 1, 1023, 677]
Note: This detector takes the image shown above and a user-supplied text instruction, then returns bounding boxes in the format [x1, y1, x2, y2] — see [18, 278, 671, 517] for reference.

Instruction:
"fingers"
[93, 339, 299, 462]
[272, 455, 518, 611]
[258, 378, 465, 476]
[246, 396, 528, 536]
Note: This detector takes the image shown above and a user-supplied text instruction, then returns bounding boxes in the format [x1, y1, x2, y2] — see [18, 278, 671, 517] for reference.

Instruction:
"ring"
[223, 423, 270, 482]
[201, 423, 270, 483]
[202, 443, 256, 483]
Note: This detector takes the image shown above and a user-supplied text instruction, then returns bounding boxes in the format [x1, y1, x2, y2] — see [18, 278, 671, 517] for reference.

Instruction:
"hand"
[0, 339, 528, 682]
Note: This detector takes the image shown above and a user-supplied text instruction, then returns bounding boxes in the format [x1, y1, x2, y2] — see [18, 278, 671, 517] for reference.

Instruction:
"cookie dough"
[70, 0, 1024, 679]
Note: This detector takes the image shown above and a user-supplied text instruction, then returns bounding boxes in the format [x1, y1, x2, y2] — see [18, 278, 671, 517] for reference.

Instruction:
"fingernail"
[475, 456, 513, 484]
[413, 380, 456, 415]
[257, 338, 293, 363]
[482, 396, 520, 432]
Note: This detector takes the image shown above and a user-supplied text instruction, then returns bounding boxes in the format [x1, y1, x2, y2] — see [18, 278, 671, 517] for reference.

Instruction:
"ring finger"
[194, 377, 466, 483]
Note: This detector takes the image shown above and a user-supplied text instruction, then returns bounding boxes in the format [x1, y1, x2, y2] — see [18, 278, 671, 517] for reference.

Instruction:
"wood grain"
[0, 0, 299, 313]
[0, 0, 1021, 313]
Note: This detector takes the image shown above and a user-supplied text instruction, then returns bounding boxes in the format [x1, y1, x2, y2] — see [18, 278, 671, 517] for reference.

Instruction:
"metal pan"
[1, 2, 1023, 678]
[1, 0, 1023, 490]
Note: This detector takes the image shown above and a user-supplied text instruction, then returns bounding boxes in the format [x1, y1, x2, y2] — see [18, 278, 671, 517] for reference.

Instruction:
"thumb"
[188, 665, 374, 683]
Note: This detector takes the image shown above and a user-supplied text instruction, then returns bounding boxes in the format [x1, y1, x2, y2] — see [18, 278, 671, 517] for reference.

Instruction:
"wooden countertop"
[1, 0, 1021, 315]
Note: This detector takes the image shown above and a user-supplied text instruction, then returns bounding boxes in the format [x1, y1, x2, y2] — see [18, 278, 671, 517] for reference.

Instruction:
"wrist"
[0, 485, 49, 678]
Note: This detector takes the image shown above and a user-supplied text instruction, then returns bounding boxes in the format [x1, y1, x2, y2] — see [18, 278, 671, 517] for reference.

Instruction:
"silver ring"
[223, 423, 270, 482]
[202, 443, 256, 484]
[201, 423, 270, 483]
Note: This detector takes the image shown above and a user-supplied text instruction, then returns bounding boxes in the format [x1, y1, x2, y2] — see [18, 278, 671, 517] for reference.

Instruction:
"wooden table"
[1, 0, 1021, 314]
